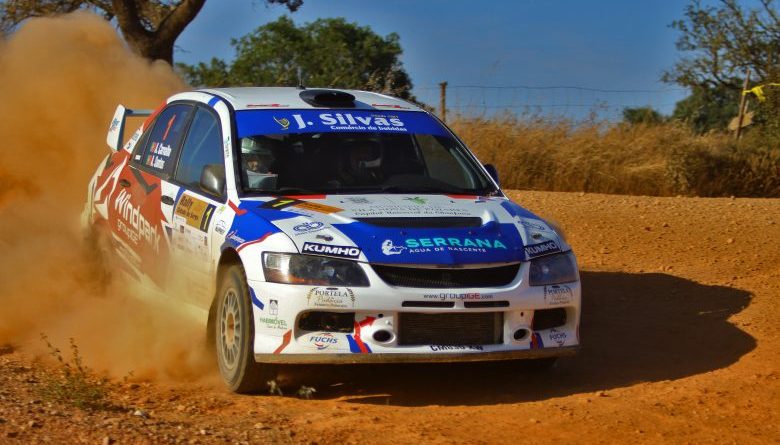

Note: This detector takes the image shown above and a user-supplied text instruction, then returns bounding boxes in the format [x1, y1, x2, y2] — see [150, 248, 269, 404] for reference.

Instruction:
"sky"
[175, 0, 700, 120]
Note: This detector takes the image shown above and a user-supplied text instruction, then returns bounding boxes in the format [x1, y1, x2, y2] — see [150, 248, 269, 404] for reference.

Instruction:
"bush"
[451, 115, 779, 197]
[37, 334, 109, 411]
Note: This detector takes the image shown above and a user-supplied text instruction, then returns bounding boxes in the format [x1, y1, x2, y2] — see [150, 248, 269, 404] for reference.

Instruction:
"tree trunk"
[112, 0, 206, 65]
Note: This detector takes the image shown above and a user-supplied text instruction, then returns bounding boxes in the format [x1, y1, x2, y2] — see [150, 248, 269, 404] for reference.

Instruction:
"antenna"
[297, 67, 305, 90]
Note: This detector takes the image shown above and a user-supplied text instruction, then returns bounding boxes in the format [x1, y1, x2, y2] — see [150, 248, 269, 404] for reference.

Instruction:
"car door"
[167, 106, 227, 308]
[108, 103, 195, 287]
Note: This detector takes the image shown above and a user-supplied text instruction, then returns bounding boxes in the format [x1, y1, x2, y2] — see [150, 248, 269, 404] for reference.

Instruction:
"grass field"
[452, 116, 780, 197]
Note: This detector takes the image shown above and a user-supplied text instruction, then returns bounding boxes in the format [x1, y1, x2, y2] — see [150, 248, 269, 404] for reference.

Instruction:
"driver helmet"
[345, 139, 382, 178]
[241, 137, 276, 174]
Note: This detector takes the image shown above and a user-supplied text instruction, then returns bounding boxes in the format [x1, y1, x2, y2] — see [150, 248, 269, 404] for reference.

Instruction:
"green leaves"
[177, 16, 415, 100]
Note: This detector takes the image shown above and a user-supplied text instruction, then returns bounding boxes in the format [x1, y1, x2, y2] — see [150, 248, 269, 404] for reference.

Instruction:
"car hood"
[236, 194, 570, 265]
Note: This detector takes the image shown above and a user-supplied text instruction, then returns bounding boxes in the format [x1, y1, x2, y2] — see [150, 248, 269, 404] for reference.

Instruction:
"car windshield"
[234, 109, 498, 195]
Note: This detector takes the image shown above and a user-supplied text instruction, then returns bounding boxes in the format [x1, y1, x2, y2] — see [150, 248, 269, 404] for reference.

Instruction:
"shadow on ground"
[277, 271, 755, 406]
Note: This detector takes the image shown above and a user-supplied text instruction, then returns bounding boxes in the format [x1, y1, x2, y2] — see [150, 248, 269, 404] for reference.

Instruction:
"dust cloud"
[0, 12, 214, 381]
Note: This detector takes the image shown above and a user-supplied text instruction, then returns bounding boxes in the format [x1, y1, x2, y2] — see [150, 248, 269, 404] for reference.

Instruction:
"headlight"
[262, 253, 369, 286]
[528, 251, 578, 286]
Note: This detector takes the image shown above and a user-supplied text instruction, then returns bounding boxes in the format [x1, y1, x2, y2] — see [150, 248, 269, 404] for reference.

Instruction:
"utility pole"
[439, 81, 448, 124]
[735, 69, 751, 140]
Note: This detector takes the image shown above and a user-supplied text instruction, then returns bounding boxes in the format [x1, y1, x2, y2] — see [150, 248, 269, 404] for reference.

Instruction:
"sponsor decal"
[404, 196, 427, 205]
[310, 333, 338, 350]
[544, 284, 573, 305]
[381, 237, 507, 255]
[236, 110, 448, 138]
[423, 293, 494, 301]
[344, 197, 370, 204]
[273, 116, 291, 130]
[258, 315, 288, 330]
[316, 234, 334, 242]
[257, 294, 287, 330]
[262, 198, 342, 214]
[524, 240, 561, 258]
[429, 345, 484, 352]
[302, 242, 361, 259]
[109, 117, 120, 133]
[288, 112, 406, 132]
[223, 136, 231, 158]
[214, 220, 227, 235]
[113, 189, 160, 253]
[174, 195, 216, 232]
[293, 221, 325, 235]
[307, 287, 355, 309]
[349, 204, 470, 217]
[381, 240, 406, 255]
[226, 230, 245, 244]
[517, 218, 548, 232]
[548, 328, 567, 347]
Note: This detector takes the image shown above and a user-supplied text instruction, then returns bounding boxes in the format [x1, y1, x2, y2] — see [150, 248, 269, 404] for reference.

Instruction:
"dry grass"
[452, 116, 780, 197]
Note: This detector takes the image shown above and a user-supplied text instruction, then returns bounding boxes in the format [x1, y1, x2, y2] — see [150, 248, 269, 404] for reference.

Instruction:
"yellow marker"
[743, 83, 780, 102]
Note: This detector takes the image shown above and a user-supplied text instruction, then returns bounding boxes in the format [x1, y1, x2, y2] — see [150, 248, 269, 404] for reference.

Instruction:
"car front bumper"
[247, 261, 581, 363]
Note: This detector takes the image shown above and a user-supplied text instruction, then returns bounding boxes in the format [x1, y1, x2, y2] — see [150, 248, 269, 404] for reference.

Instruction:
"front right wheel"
[215, 263, 277, 393]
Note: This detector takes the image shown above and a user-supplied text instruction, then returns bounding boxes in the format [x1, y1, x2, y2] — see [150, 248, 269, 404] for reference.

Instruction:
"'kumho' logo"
[302, 242, 361, 259]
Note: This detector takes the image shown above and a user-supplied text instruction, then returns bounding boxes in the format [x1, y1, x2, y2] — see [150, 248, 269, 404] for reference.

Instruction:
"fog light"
[372, 330, 393, 343]
[513, 328, 529, 341]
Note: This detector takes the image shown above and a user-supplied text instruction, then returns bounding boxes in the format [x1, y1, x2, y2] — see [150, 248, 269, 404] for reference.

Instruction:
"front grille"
[398, 312, 503, 346]
[372, 263, 520, 288]
[355, 217, 482, 228]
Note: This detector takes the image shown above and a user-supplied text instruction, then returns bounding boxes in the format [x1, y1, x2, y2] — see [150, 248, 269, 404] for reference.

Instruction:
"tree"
[663, 0, 779, 132]
[663, 0, 779, 90]
[177, 16, 415, 100]
[622, 106, 665, 125]
[0, 0, 303, 64]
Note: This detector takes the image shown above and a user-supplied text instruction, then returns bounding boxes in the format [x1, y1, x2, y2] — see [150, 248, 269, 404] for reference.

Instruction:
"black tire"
[215, 263, 277, 393]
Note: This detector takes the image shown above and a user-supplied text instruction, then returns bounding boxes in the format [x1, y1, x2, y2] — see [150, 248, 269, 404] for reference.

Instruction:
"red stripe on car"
[273, 330, 292, 354]
[236, 232, 272, 252]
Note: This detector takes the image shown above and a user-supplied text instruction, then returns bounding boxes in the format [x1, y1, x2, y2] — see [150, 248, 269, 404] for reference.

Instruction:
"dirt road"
[1, 191, 778, 444]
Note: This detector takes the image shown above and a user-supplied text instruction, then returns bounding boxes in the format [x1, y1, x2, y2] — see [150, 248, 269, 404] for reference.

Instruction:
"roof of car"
[198, 87, 424, 112]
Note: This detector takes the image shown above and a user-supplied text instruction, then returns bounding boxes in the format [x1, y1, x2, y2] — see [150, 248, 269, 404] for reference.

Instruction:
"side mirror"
[200, 164, 226, 197]
[484, 164, 500, 186]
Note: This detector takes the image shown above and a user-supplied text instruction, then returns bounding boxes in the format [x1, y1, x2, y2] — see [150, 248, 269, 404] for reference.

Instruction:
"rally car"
[83, 87, 581, 392]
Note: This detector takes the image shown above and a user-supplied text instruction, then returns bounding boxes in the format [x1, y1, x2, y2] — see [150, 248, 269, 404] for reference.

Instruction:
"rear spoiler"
[106, 105, 153, 151]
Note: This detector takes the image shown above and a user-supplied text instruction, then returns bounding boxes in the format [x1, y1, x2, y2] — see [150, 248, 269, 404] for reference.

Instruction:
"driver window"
[175, 108, 225, 197]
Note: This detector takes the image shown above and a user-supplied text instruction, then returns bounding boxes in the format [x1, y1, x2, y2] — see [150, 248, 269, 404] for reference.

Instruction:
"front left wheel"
[215, 263, 277, 393]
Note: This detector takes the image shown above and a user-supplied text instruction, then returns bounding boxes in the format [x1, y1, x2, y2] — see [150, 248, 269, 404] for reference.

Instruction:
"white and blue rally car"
[83, 87, 581, 392]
